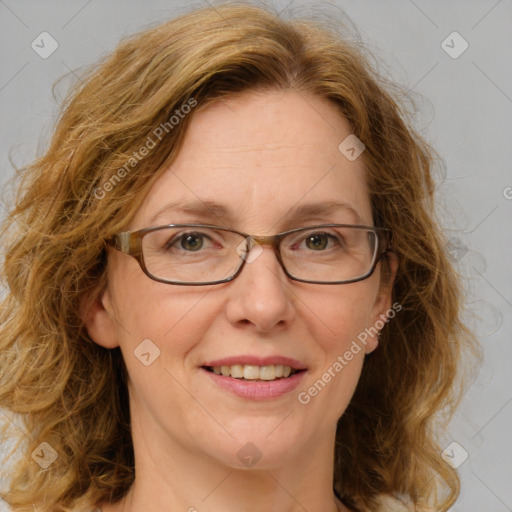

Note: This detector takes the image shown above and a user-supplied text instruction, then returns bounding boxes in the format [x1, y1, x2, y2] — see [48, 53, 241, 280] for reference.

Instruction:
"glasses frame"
[105, 223, 393, 286]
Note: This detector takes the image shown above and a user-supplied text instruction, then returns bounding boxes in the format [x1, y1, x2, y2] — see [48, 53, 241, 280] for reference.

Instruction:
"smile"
[203, 364, 302, 381]
[200, 357, 307, 400]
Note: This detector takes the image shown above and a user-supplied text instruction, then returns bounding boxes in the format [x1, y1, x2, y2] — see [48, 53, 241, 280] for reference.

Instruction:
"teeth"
[243, 365, 260, 380]
[209, 364, 297, 380]
[231, 364, 244, 378]
[259, 365, 275, 381]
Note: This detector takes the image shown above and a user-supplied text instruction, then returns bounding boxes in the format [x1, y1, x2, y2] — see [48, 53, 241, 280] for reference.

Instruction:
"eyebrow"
[148, 199, 365, 227]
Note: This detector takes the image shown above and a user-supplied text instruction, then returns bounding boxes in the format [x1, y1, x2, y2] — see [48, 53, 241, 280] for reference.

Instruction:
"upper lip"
[202, 355, 307, 370]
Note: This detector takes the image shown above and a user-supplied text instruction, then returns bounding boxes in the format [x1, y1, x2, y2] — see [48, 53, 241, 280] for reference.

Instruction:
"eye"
[299, 231, 342, 251]
[180, 233, 205, 251]
[305, 233, 329, 250]
[165, 231, 215, 252]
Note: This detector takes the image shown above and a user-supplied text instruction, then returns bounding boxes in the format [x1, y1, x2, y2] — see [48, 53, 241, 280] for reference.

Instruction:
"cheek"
[306, 281, 376, 353]
[297, 282, 376, 411]
[114, 286, 218, 414]
[111, 273, 220, 372]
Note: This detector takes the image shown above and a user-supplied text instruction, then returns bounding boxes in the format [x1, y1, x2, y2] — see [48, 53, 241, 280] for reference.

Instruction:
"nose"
[224, 242, 295, 333]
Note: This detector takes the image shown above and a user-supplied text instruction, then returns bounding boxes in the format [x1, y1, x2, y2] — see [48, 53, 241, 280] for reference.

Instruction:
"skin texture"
[84, 89, 397, 512]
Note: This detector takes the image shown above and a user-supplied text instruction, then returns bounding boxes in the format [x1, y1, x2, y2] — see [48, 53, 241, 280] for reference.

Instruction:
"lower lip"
[201, 368, 306, 400]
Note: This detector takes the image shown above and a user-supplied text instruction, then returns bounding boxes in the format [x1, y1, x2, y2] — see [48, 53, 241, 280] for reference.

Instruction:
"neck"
[99, 415, 347, 512]
[114, 472, 346, 512]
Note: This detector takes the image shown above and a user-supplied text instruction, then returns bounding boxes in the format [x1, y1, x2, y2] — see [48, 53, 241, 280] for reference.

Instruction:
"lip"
[201, 367, 307, 400]
[202, 355, 307, 370]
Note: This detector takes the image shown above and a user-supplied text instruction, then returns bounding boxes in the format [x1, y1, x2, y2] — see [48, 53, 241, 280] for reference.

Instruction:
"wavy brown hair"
[0, 2, 479, 511]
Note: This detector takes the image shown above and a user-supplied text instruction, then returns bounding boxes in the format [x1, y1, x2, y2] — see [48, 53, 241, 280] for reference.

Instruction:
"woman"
[0, 3, 478, 511]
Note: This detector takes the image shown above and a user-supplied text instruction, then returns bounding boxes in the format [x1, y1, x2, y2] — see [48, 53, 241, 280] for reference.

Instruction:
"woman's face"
[85, 88, 395, 472]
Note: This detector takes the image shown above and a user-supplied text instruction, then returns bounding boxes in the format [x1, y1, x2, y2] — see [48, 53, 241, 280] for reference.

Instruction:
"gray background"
[0, 0, 511, 510]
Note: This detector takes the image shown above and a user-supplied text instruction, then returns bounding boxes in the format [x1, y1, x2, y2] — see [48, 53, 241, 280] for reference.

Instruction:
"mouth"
[200, 356, 308, 399]
[202, 364, 305, 381]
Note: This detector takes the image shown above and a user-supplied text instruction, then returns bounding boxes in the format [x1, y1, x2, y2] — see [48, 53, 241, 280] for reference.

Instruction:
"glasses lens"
[280, 226, 378, 282]
[142, 226, 245, 283]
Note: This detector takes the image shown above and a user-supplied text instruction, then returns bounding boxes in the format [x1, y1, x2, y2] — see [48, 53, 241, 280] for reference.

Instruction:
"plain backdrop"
[0, 1, 511, 511]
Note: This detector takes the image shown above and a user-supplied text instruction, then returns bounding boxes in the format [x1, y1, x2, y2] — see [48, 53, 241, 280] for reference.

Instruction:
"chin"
[199, 420, 307, 470]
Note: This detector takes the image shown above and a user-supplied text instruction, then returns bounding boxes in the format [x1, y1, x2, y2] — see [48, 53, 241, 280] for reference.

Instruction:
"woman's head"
[0, 3, 474, 511]
[84, 85, 397, 497]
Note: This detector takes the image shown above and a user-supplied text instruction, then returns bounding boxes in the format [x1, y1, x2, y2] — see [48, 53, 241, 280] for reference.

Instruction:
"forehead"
[133, 89, 372, 231]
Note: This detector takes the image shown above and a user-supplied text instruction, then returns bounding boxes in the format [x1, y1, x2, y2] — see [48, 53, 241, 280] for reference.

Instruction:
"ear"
[80, 285, 119, 349]
[365, 252, 399, 354]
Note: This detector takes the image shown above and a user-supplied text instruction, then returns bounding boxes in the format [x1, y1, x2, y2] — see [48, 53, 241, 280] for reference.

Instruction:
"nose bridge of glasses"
[237, 234, 284, 270]
[248, 234, 281, 249]
[238, 234, 287, 279]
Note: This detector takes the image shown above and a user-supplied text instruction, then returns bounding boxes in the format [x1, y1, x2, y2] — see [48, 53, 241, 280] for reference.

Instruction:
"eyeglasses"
[106, 223, 393, 286]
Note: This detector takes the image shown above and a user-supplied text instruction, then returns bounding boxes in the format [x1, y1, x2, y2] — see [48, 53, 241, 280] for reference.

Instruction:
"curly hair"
[0, 2, 479, 511]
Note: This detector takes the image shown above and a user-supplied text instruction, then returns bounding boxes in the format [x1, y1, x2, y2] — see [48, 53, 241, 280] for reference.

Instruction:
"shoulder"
[374, 494, 437, 512]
